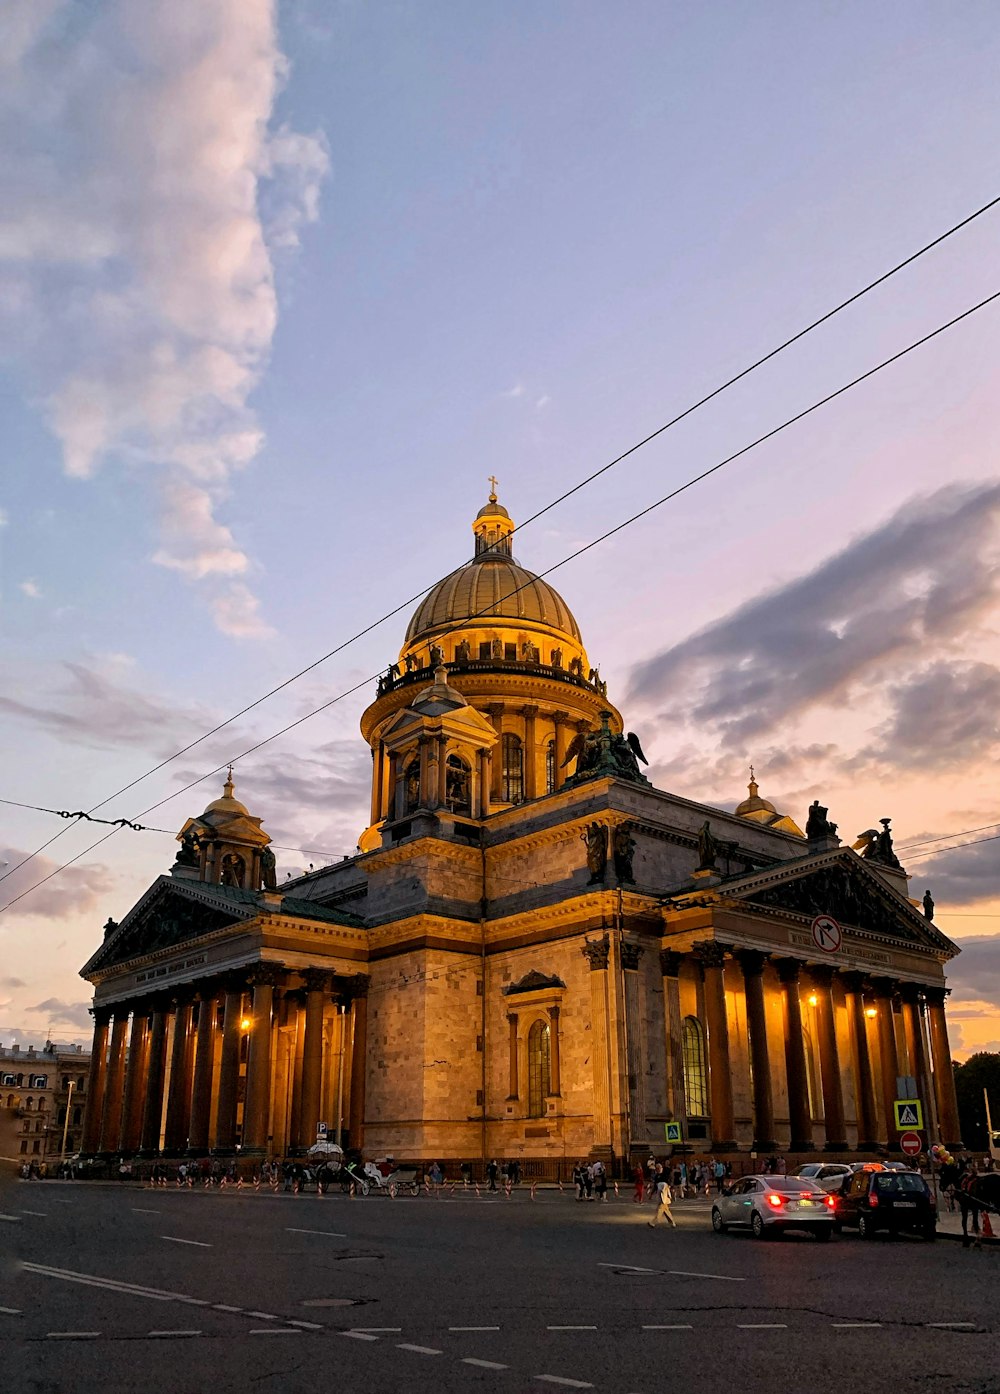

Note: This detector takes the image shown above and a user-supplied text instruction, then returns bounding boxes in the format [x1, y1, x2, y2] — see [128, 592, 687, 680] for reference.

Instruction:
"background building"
[1, 1040, 90, 1167]
[78, 493, 963, 1169]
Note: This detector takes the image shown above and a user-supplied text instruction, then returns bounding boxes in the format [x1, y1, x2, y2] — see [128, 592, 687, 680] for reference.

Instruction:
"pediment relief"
[86, 882, 257, 975]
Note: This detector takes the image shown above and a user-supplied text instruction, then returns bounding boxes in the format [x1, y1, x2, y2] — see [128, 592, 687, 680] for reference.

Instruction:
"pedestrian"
[632, 1162, 645, 1203]
[487, 1158, 499, 1192]
[648, 1177, 677, 1229]
[593, 1158, 607, 1202]
[584, 1164, 594, 1200]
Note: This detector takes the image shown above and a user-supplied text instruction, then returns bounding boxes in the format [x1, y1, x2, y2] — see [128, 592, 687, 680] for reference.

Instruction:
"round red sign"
[810, 914, 842, 953]
[900, 1131, 922, 1156]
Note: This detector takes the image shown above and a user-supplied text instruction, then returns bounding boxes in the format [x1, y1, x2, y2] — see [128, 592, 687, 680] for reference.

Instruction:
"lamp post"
[60, 1079, 75, 1163]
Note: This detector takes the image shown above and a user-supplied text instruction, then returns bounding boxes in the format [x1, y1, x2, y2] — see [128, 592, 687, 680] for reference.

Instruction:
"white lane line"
[397, 1343, 442, 1355]
[597, 1262, 657, 1274]
[737, 1323, 787, 1329]
[547, 1325, 597, 1330]
[668, 1269, 746, 1283]
[928, 1322, 977, 1330]
[132, 1208, 160, 1215]
[832, 1322, 882, 1328]
[288, 1320, 324, 1330]
[148, 1330, 201, 1338]
[0, 1306, 23, 1315]
[52, 1199, 73, 1204]
[47, 1332, 101, 1340]
[535, 1378, 593, 1389]
[286, 1228, 348, 1238]
[463, 1359, 509, 1370]
[450, 1325, 501, 1331]
[354, 1327, 402, 1333]
[160, 1236, 212, 1248]
[643, 1324, 693, 1330]
[251, 1329, 301, 1336]
[0, 1214, 21, 1222]
[23, 1262, 209, 1307]
[214, 1304, 243, 1313]
[20, 1209, 47, 1217]
[246, 1311, 278, 1321]
[341, 1331, 379, 1341]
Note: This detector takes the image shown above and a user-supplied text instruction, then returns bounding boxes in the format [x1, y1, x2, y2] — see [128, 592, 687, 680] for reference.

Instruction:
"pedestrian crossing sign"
[664, 1121, 682, 1143]
[894, 1099, 923, 1130]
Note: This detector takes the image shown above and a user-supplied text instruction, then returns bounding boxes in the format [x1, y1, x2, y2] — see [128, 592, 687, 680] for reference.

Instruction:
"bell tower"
[172, 769, 275, 890]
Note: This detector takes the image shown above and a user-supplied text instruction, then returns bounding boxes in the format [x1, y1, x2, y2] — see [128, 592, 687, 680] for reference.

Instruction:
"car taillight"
[766, 1193, 784, 1208]
[868, 1193, 878, 1207]
[825, 1195, 835, 1208]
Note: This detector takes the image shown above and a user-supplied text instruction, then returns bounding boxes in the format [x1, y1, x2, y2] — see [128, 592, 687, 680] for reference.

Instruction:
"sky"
[0, 1, 998, 1059]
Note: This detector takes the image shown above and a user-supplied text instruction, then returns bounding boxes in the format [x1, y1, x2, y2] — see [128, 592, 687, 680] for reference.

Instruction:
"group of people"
[571, 1159, 609, 1200]
[483, 1158, 522, 1190]
[632, 1155, 731, 1202]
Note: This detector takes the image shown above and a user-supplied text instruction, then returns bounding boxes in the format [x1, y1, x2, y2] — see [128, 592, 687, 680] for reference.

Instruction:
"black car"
[833, 1168, 936, 1239]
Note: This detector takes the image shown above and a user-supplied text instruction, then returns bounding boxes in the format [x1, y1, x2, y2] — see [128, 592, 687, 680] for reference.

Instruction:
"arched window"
[527, 1019, 551, 1118]
[445, 754, 471, 815]
[502, 733, 523, 804]
[24, 1097, 33, 1111]
[404, 758, 421, 813]
[682, 1017, 708, 1117]
[545, 740, 556, 794]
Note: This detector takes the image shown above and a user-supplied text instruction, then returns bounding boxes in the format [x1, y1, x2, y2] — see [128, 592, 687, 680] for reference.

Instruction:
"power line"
[905, 832, 1000, 863]
[4, 192, 998, 892]
[3, 284, 998, 918]
[897, 821, 1000, 852]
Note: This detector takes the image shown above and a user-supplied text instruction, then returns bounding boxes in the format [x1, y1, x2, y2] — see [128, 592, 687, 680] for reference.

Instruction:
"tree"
[953, 1053, 1000, 1151]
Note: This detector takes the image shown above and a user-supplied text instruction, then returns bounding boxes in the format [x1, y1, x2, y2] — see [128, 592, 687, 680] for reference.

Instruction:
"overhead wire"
[3, 283, 1000, 917]
[4, 191, 999, 891]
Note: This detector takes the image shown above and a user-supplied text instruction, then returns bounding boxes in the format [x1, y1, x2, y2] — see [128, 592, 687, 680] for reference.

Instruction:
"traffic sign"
[894, 1099, 923, 1130]
[810, 914, 842, 953]
[316, 1121, 328, 1136]
[664, 1121, 682, 1143]
[900, 1132, 922, 1156]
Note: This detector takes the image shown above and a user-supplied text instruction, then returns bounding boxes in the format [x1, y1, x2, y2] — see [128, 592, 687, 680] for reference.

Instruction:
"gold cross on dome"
[488, 474, 499, 499]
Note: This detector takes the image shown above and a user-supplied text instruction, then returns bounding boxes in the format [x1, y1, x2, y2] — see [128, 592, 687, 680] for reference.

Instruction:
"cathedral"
[79, 490, 963, 1170]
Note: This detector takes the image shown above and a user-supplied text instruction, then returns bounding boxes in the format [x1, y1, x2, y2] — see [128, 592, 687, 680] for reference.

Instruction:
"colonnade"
[658, 943, 962, 1151]
[82, 966, 368, 1157]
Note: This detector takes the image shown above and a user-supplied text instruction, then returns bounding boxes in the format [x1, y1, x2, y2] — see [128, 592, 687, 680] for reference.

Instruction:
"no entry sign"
[900, 1132, 922, 1156]
[810, 914, 842, 953]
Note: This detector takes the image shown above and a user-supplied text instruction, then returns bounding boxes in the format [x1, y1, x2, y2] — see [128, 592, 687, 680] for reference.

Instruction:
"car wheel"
[814, 1227, 832, 1242]
[857, 1213, 874, 1240]
[711, 1207, 727, 1234]
[751, 1211, 766, 1240]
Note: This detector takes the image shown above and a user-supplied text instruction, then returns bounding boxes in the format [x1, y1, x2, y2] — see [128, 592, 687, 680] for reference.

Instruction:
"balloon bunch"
[931, 1142, 956, 1166]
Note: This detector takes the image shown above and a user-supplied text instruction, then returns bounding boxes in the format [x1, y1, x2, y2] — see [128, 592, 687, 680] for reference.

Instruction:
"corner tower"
[360, 489, 624, 840]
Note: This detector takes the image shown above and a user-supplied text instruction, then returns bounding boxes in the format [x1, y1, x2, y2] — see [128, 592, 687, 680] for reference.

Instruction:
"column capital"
[775, 957, 803, 985]
[923, 985, 948, 1007]
[245, 962, 286, 991]
[301, 968, 332, 994]
[898, 981, 924, 1004]
[840, 970, 869, 995]
[659, 949, 684, 978]
[871, 975, 898, 999]
[621, 941, 643, 971]
[551, 710, 569, 727]
[548, 1004, 560, 1023]
[90, 1005, 112, 1025]
[581, 935, 610, 971]
[506, 1011, 519, 1026]
[807, 963, 837, 987]
[693, 940, 729, 970]
[736, 948, 768, 977]
[344, 972, 370, 1001]
[520, 703, 539, 718]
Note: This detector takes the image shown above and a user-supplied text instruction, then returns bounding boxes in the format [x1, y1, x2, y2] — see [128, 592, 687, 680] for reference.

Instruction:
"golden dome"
[202, 769, 249, 819]
[405, 556, 582, 645]
[734, 770, 804, 837]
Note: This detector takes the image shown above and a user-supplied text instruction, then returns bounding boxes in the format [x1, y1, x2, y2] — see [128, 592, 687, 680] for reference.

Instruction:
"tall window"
[445, 754, 471, 814]
[502, 733, 523, 804]
[527, 1019, 551, 1118]
[404, 758, 421, 813]
[545, 740, 556, 794]
[682, 1016, 708, 1117]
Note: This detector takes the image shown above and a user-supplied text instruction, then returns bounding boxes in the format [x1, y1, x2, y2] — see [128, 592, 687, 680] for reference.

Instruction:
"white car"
[795, 1162, 853, 1191]
[713, 1174, 836, 1240]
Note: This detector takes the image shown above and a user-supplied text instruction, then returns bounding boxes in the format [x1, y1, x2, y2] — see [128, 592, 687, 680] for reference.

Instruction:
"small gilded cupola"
[172, 768, 274, 890]
[734, 767, 804, 837]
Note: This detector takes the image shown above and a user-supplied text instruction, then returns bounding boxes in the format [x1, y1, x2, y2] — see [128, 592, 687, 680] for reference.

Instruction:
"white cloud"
[18, 579, 40, 598]
[536, 395, 551, 410]
[501, 383, 526, 399]
[0, 507, 8, 527]
[0, 845, 116, 920]
[0, 0, 328, 634]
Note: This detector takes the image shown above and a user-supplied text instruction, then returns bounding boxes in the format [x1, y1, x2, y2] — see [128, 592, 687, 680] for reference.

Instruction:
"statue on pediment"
[696, 820, 719, 872]
[613, 823, 636, 884]
[582, 822, 608, 884]
[174, 828, 201, 868]
[260, 845, 277, 891]
[806, 800, 838, 842]
[922, 888, 935, 920]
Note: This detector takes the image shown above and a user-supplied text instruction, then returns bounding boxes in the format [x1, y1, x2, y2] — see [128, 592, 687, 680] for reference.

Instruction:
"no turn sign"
[811, 914, 842, 953]
[900, 1132, 922, 1156]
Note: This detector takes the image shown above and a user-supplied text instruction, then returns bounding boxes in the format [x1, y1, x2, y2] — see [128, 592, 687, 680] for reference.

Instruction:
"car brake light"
[766, 1193, 784, 1207]
[869, 1193, 878, 1207]
[825, 1195, 835, 1208]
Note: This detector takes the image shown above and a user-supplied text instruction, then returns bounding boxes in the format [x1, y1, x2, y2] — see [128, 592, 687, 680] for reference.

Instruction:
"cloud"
[18, 578, 40, 598]
[913, 838, 1000, 907]
[0, 845, 115, 919]
[627, 483, 1000, 750]
[860, 661, 1000, 771]
[0, 0, 328, 634]
[27, 998, 94, 1031]
[500, 383, 526, 399]
[945, 936, 1000, 1015]
[0, 976, 26, 990]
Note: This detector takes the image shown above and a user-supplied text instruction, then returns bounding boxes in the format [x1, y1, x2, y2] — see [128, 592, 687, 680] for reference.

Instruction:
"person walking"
[648, 1176, 677, 1229]
[632, 1162, 646, 1203]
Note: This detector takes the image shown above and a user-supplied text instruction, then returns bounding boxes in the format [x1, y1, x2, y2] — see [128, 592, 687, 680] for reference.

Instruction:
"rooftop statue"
[260, 845, 277, 892]
[696, 820, 719, 872]
[174, 828, 201, 868]
[561, 713, 651, 787]
[805, 799, 838, 841]
[853, 817, 902, 870]
[922, 888, 935, 921]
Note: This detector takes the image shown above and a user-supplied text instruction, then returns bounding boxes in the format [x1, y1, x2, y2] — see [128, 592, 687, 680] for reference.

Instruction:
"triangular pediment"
[83, 878, 259, 977]
[715, 850, 956, 955]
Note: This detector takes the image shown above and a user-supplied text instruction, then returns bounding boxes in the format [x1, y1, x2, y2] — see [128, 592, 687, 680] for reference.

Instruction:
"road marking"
[597, 1262, 657, 1274]
[52, 1199, 73, 1204]
[643, 1324, 692, 1330]
[354, 1326, 402, 1332]
[463, 1358, 509, 1370]
[397, 1343, 442, 1355]
[0, 1306, 23, 1315]
[547, 1325, 597, 1330]
[147, 1330, 201, 1338]
[47, 1332, 101, 1340]
[737, 1323, 787, 1329]
[288, 1320, 324, 1330]
[535, 1378, 593, 1389]
[213, 1304, 243, 1313]
[0, 1214, 21, 1222]
[160, 1236, 211, 1247]
[341, 1331, 379, 1341]
[832, 1322, 882, 1328]
[132, 1208, 160, 1215]
[286, 1228, 347, 1238]
[668, 1269, 746, 1283]
[246, 1311, 279, 1320]
[251, 1328, 300, 1336]
[20, 1209, 47, 1217]
[928, 1322, 977, 1330]
[450, 1325, 500, 1331]
[23, 1262, 209, 1307]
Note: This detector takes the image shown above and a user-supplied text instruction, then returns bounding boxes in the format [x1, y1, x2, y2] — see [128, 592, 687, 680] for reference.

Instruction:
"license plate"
[895, 1201, 917, 1208]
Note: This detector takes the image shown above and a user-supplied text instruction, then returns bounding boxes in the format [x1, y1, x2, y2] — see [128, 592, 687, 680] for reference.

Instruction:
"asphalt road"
[2, 1177, 998, 1394]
